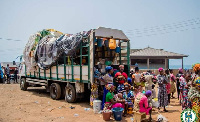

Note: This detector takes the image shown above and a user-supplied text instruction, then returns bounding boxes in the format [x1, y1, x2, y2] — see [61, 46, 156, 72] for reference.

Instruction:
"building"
[117, 41, 128, 64]
[130, 47, 188, 69]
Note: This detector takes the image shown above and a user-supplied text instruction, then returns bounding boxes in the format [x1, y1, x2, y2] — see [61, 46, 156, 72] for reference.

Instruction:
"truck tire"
[65, 84, 76, 103]
[20, 78, 28, 91]
[50, 83, 61, 100]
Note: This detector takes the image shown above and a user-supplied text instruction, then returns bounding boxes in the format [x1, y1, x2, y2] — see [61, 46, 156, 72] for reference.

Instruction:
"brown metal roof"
[94, 27, 129, 41]
[130, 47, 188, 59]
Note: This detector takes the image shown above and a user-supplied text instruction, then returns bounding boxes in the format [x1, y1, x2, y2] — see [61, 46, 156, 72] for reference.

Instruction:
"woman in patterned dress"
[169, 69, 176, 98]
[165, 69, 171, 104]
[157, 67, 168, 112]
[104, 84, 124, 110]
[123, 82, 134, 115]
[188, 63, 200, 121]
[179, 72, 192, 110]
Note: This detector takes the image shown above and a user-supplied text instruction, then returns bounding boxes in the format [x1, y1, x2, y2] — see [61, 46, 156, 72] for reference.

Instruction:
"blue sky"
[0, 0, 199, 66]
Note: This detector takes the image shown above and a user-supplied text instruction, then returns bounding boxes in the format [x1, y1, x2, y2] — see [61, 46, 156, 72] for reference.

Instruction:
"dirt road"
[0, 84, 182, 122]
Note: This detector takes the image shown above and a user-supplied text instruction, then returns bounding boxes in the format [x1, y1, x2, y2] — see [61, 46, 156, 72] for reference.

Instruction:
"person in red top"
[115, 65, 128, 93]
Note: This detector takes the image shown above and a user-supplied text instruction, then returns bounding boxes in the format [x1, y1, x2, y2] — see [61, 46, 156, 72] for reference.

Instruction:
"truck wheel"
[65, 84, 76, 103]
[20, 78, 28, 91]
[50, 83, 61, 100]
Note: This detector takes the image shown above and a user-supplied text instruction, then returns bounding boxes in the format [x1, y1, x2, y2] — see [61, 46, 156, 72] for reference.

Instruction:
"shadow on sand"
[25, 87, 93, 109]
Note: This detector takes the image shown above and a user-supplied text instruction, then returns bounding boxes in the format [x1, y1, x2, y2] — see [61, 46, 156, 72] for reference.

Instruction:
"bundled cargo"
[23, 29, 90, 72]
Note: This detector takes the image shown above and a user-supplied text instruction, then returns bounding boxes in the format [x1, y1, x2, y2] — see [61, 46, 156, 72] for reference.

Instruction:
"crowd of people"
[98, 65, 154, 120]
[0, 64, 18, 84]
[97, 63, 200, 121]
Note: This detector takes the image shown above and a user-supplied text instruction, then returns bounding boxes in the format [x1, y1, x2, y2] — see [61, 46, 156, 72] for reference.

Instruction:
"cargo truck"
[19, 27, 130, 103]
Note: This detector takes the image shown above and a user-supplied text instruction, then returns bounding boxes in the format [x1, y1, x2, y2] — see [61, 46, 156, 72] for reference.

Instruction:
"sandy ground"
[0, 83, 182, 122]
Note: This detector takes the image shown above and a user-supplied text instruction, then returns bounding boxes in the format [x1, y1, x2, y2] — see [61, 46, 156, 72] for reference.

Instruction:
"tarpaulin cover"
[23, 29, 90, 72]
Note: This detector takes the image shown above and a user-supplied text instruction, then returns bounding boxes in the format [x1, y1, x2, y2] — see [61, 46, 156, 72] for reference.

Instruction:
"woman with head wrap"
[157, 67, 168, 112]
[123, 82, 134, 116]
[104, 84, 124, 110]
[133, 90, 152, 121]
[101, 66, 114, 109]
[127, 77, 132, 86]
[188, 63, 200, 121]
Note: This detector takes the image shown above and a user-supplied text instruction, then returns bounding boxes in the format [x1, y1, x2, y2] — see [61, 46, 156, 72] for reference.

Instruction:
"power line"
[0, 37, 23, 42]
[126, 17, 200, 38]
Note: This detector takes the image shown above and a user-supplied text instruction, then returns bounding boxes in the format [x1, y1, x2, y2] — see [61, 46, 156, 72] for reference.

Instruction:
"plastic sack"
[24, 29, 91, 70]
[157, 114, 168, 122]
[152, 99, 159, 108]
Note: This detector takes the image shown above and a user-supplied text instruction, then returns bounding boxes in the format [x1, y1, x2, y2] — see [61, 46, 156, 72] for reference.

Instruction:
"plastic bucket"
[112, 107, 124, 121]
[93, 100, 102, 113]
[115, 47, 120, 53]
[102, 111, 111, 121]
[105, 61, 112, 66]
[104, 40, 109, 47]
[97, 39, 103, 47]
